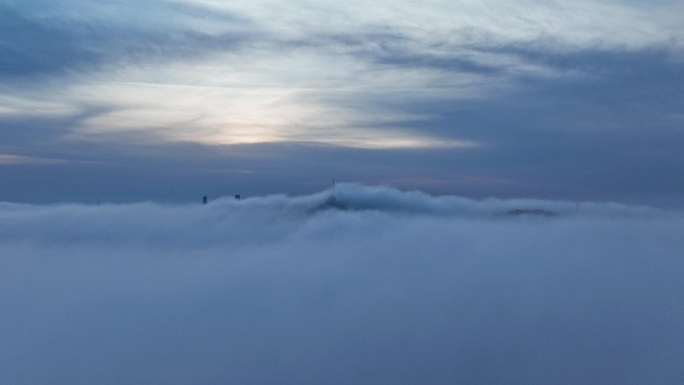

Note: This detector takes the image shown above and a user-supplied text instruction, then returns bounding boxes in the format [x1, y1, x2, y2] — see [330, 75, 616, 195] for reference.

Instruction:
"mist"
[2, 184, 683, 384]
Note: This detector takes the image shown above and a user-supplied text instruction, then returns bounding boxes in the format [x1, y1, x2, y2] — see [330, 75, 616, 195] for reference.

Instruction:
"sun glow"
[65, 78, 478, 149]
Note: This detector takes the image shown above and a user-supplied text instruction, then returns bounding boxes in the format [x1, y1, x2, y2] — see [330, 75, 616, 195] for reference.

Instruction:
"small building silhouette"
[235, 195, 241, 200]
[203, 196, 208, 205]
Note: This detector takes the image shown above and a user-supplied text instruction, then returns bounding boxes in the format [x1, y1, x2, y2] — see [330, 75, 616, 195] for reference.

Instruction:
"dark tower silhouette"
[235, 195, 241, 200]
[203, 196, 208, 205]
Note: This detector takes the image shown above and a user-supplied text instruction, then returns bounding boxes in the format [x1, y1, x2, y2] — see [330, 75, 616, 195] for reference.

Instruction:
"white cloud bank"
[2, 184, 683, 384]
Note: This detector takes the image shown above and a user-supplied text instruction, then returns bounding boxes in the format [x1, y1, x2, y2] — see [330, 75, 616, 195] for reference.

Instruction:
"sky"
[2, 184, 684, 384]
[1, 0, 683, 206]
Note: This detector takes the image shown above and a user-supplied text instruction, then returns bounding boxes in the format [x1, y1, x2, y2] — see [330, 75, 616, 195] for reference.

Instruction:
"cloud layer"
[2, 185, 683, 384]
[2, 0, 684, 207]
[2, 0, 683, 148]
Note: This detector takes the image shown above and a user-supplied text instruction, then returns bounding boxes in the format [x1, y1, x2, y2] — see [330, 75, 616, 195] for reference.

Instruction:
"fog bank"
[1, 185, 683, 384]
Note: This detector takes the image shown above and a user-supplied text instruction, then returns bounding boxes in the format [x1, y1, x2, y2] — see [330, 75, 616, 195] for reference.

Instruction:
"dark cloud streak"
[0, 3, 255, 81]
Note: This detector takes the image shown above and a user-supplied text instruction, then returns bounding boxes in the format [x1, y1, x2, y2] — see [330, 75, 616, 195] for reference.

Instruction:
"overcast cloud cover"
[1, 0, 683, 205]
[2, 185, 684, 384]
[3, 3, 684, 383]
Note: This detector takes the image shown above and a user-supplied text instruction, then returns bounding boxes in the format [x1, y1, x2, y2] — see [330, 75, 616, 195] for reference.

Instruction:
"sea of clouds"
[2, 184, 683, 385]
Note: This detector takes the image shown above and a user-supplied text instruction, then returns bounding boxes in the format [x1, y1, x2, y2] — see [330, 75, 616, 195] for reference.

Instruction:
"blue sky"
[1, 0, 683, 205]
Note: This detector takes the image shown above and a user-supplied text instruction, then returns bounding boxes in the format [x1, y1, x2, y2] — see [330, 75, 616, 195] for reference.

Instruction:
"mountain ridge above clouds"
[0, 183, 671, 249]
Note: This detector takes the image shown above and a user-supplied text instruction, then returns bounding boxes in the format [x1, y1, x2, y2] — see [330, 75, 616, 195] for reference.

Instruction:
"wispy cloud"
[1, 0, 683, 203]
[0, 154, 66, 165]
[4, 0, 681, 149]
